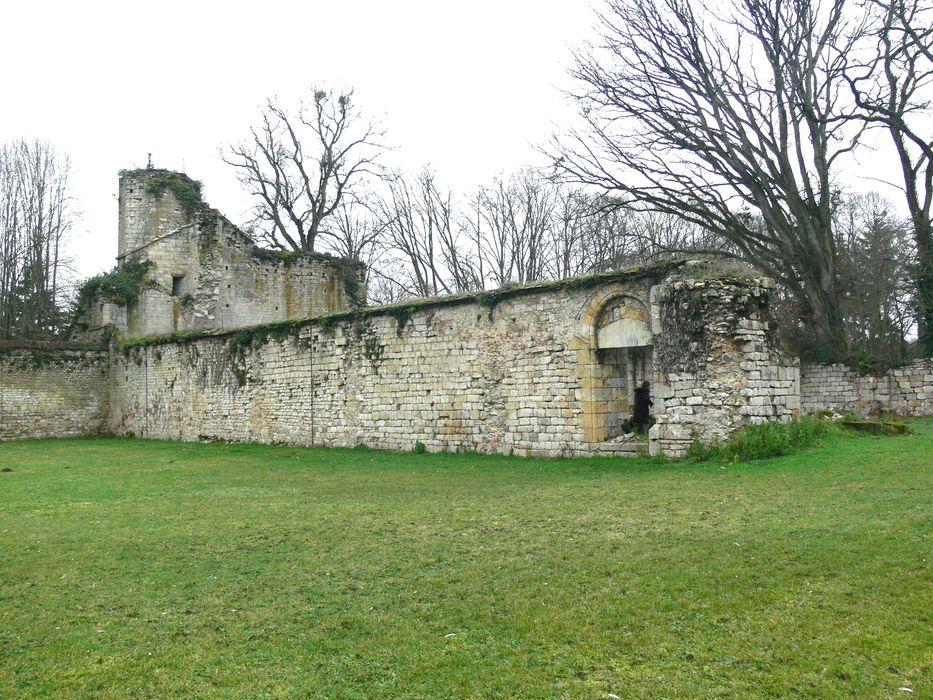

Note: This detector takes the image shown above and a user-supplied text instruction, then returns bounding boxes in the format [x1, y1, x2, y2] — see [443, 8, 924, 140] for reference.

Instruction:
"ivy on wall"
[142, 171, 204, 218]
[76, 260, 154, 311]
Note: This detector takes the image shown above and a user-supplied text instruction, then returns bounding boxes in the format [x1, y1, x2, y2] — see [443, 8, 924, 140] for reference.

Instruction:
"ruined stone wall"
[109, 285, 610, 456]
[125, 219, 357, 336]
[649, 275, 800, 454]
[118, 169, 191, 260]
[183, 218, 357, 331]
[99, 169, 361, 338]
[75, 298, 128, 341]
[801, 359, 933, 417]
[108, 267, 797, 457]
[0, 345, 110, 440]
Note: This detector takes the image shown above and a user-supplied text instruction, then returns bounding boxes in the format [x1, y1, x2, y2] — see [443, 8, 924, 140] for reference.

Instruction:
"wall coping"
[115, 258, 767, 350]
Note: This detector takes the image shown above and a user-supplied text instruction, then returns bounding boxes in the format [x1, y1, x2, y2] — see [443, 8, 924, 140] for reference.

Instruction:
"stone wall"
[124, 217, 358, 336]
[108, 265, 797, 457]
[76, 170, 362, 339]
[650, 275, 800, 454]
[801, 359, 933, 417]
[0, 345, 110, 440]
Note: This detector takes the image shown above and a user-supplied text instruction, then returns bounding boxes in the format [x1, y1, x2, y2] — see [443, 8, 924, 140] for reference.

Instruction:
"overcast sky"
[1, 0, 909, 287]
[0, 0, 596, 281]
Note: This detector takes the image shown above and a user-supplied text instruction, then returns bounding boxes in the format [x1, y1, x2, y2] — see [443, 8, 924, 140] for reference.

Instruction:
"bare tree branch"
[846, 0, 933, 352]
[552, 0, 867, 356]
[223, 87, 386, 253]
[0, 140, 75, 339]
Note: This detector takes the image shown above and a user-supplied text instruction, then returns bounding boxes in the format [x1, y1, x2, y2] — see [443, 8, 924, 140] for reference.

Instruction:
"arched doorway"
[595, 296, 654, 439]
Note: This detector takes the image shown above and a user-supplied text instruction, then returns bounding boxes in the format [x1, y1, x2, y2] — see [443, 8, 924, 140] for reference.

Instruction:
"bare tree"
[224, 88, 385, 253]
[846, 0, 933, 353]
[366, 165, 731, 300]
[539, 184, 719, 278]
[375, 168, 480, 299]
[475, 176, 515, 287]
[628, 211, 725, 262]
[365, 260, 416, 305]
[554, 0, 865, 358]
[580, 203, 640, 272]
[0, 140, 74, 339]
[328, 196, 387, 261]
[477, 170, 556, 286]
[548, 187, 594, 279]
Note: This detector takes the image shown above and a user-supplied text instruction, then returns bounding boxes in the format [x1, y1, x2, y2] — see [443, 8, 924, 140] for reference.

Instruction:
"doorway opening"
[593, 296, 654, 440]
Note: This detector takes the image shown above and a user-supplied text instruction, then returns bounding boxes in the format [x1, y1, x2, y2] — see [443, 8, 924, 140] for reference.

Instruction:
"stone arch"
[594, 295, 652, 349]
[570, 286, 658, 445]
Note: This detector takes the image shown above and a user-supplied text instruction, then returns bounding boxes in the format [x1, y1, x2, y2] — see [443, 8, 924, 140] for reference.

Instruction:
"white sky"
[0, 0, 597, 281]
[0, 0, 911, 286]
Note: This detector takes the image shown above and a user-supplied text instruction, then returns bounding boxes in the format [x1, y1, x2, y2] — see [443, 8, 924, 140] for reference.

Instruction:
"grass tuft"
[687, 414, 840, 462]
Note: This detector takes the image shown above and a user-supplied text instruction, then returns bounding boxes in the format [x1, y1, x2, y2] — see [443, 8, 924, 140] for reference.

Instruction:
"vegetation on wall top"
[249, 247, 366, 306]
[0, 339, 107, 353]
[140, 171, 204, 218]
[76, 260, 154, 311]
[249, 247, 365, 267]
[114, 258, 702, 351]
[0, 341, 108, 371]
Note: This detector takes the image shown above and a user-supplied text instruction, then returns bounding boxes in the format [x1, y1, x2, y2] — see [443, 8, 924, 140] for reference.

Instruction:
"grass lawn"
[1, 422, 931, 699]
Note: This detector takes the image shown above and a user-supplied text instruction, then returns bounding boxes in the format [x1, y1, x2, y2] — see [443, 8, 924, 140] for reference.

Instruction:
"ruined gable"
[73, 169, 363, 339]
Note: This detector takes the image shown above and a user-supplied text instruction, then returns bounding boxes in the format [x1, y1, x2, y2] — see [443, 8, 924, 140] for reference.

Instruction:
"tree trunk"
[916, 216, 933, 355]
[804, 282, 849, 359]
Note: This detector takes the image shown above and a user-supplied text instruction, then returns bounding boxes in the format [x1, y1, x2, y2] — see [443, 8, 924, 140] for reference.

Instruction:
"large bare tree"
[553, 0, 864, 357]
[224, 88, 385, 253]
[0, 140, 74, 339]
[846, 0, 933, 353]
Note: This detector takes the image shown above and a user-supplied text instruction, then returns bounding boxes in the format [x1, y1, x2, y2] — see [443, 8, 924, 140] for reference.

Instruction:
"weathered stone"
[1, 170, 827, 458]
[0, 347, 109, 440]
[74, 169, 364, 339]
[800, 360, 933, 418]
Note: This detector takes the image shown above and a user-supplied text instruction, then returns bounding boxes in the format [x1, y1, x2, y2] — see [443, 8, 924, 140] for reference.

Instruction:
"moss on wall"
[143, 171, 204, 218]
[654, 275, 770, 374]
[0, 343, 107, 371]
[115, 259, 693, 352]
[76, 260, 154, 311]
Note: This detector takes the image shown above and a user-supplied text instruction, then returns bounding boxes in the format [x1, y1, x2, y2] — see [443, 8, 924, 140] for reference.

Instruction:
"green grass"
[686, 414, 856, 462]
[1, 422, 931, 698]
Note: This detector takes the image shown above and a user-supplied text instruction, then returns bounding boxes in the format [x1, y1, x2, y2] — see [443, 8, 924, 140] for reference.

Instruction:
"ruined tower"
[117, 169, 193, 261]
[75, 169, 364, 338]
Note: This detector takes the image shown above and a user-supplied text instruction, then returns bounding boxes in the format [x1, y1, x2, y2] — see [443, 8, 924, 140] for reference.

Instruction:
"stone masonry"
[107, 262, 799, 458]
[75, 169, 363, 338]
[0, 345, 110, 440]
[650, 275, 800, 454]
[801, 359, 933, 417]
[2, 169, 810, 456]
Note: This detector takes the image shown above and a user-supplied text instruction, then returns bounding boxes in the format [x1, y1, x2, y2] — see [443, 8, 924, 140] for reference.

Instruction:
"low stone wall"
[649, 277, 799, 454]
[801, 359, 933, 417]
[108, 267, 797, 457]
[0, 344, 110, 440]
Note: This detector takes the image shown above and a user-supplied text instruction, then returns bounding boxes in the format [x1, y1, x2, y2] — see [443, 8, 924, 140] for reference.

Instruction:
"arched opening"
[595, 297, 654, 440]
